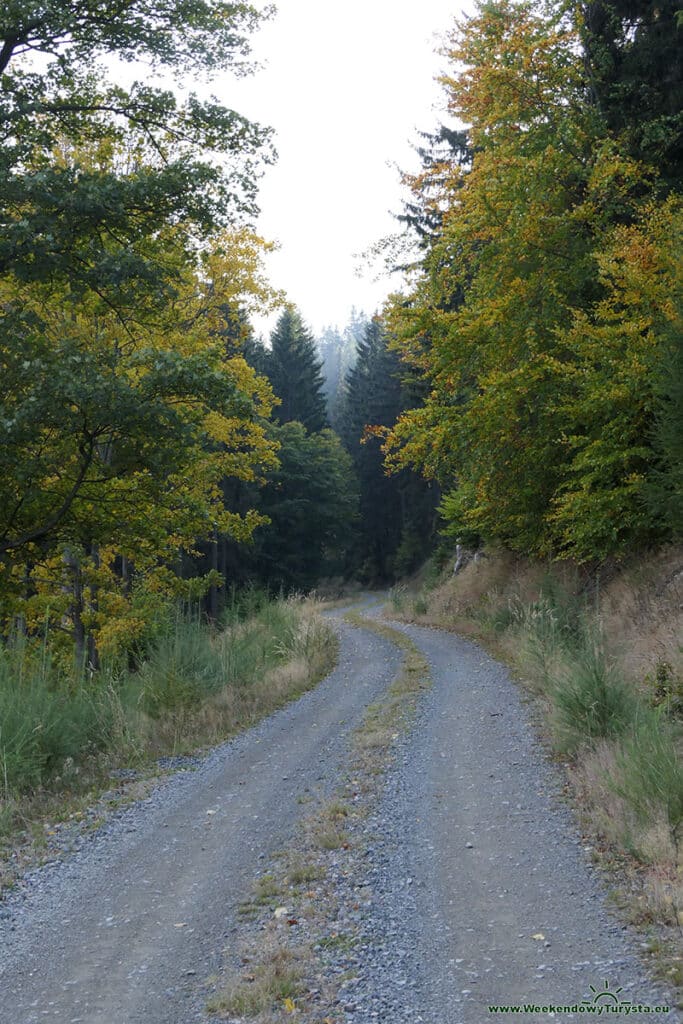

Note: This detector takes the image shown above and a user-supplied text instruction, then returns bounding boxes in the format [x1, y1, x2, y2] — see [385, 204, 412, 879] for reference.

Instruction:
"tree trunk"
[120, 555, 138, 673]
[64, 549, 85, 669]
[209, 524, 219, 622]
[86, 543, 100, 671]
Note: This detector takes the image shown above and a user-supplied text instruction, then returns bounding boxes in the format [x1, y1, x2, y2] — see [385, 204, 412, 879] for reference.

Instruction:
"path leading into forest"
[0, 607, 676, 1023]
[350, 614, 675, 1021]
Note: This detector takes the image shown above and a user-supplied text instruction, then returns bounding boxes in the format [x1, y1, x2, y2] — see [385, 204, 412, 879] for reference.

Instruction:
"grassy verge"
[207, 613, 430, 1023]
[389, 547, 683, 998]
[0, 595, 337, 890]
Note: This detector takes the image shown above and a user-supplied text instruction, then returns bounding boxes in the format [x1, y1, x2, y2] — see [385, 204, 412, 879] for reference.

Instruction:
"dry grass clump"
[208, 944, 308, 1019]
[312, 825, 347, 851]
[286, 856, 325, 886]
[597, 547, 683, 688]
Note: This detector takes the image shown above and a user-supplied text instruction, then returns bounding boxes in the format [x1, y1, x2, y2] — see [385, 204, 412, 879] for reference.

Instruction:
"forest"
[0, 0, 681, 795]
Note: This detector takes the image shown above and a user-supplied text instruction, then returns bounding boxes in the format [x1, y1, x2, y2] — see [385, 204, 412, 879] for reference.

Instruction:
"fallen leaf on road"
[283, 997, 296, 1012]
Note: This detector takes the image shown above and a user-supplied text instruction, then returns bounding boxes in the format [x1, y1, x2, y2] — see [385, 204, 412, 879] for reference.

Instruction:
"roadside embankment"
[389, 546, 683, 994]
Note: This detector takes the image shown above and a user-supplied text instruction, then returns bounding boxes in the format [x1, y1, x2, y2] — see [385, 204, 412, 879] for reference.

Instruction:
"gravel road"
[0, 609, 677, 1023]
[347, 617, 678, 1023]
[0, 617, 401, 1024]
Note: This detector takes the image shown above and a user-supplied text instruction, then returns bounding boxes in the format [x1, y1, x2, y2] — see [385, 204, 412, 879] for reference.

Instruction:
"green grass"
[612, 713, 683, 851]
[286, 859, 325, 885]
[0, 596, 335, 803]
[134, 614, 225, 717]
[551, 647, 640, 753]
[0, 637, 121, 794]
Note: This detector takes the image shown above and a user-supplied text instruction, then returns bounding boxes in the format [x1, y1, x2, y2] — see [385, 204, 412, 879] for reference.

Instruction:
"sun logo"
[582, 980, 632, 1008]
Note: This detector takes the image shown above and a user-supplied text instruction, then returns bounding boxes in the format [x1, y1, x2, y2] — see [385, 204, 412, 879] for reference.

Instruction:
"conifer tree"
[581, 0, 683, 186]
[267, 309, 328, 432]
[251, 423, 358, 590]
[339, 320, 437, 580]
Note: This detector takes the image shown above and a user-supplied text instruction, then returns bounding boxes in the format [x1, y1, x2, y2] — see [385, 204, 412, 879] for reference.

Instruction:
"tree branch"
[0, 439, 96, 554]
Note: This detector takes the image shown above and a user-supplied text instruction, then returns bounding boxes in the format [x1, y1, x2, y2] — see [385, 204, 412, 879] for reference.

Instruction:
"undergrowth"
[388, 548, 683, 967]
[0, 595, 336, 843]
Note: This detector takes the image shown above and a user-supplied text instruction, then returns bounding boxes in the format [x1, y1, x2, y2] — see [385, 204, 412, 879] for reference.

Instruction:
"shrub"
[552, 648, 640, 753]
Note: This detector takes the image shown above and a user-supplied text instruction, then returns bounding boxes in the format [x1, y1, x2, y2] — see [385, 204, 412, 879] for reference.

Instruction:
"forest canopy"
[1, 0, 680, 675]
[383, 0, 682, 562]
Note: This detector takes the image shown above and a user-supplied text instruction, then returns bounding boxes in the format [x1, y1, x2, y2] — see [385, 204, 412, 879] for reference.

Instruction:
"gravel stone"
[0, 607, 678, 1024]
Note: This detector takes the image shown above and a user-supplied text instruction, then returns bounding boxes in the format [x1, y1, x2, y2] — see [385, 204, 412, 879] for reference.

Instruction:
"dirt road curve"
[0, 608, 676, 1023]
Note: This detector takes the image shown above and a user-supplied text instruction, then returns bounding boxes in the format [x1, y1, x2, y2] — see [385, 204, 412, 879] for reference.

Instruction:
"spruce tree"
[339, 319, 437, 580]
[582, 1, 683, 186]
[267, 309, 328, 432]
[252, 423, 358, 590]
[317, 309, 368, 427]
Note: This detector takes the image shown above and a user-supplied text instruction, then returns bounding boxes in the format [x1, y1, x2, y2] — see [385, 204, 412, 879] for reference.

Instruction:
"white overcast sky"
[216, 1, 474, 336]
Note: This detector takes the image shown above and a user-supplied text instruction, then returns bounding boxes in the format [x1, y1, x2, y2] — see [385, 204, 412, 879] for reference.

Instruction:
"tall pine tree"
[339, 319, 437, 580]
[267, 309, 328, 432]
[581, 1, 683, 186]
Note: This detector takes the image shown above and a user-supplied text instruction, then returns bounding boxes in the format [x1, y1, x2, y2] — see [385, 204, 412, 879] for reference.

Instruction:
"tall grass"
[0, 595, 335, 801]
[135, 613, 226, 717]
[0, 636, 117, 794]
[551, 648, 641, 754]
[479, 581, 683, 903]
[612, 714, 683, 854]
[391, 555, 683, 909]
